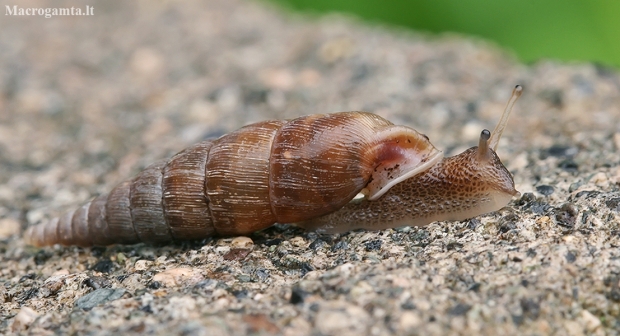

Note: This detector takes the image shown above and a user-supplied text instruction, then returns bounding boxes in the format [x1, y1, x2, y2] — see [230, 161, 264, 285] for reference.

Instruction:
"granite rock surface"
[1, 0, 620, 335]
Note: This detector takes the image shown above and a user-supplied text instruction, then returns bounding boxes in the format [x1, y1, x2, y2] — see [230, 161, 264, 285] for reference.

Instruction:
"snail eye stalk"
[488, 85, 523, 151]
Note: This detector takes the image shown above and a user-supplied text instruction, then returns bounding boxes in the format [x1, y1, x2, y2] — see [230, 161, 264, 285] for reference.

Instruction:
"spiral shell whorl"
[25, 112, 411, 247]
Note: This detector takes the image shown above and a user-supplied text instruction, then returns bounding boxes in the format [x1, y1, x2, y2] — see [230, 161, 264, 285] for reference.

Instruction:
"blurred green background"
[266, 0, 620, 68]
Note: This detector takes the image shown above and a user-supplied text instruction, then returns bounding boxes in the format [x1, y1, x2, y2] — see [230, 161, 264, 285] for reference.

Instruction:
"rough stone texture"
[1, 0, 620, 335]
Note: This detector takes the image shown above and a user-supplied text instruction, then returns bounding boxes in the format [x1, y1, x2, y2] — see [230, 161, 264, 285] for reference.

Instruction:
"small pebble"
[134, 260, 153, 271]
[74, 288, 126, 310]
[84, 276, 112, 290]
[365, 239, 382, 251]
[315, 301, 370, 335]
[0, 218, 20, 239]
[152, 267, 204, 287]
[589, 172, 608, 186]
[536, 185, 555, 196]
[223, 248, 252, 261]
[11, 307, 39, 332]
[164, 296, 198, 320]
[569, 182, 582, 193]
[289, 236, 307, 247]
[41, 275, 66, 297]
[580, 309, 601, 332]
[399, 311, 423, 330]
[116, 253, 127, 265]
[91, 259, 115, 273]
[230, 236, 254, 249]
[448, 303, 472, 316]
[242, 314, 281, 334]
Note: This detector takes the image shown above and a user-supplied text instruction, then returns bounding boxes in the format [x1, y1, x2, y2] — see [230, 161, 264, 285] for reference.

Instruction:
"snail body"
[24, 86, 523, 247]
[300, 144, 517, 233]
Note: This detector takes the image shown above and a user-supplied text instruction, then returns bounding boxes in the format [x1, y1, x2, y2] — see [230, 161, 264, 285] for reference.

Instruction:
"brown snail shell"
[24, 111, 441, 247]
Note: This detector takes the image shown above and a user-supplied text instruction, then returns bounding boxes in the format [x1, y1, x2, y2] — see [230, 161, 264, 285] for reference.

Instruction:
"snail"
[24, 86, 523, 247]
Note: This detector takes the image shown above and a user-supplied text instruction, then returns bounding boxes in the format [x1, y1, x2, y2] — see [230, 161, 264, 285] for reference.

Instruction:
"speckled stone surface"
[1, 0, 620, 335]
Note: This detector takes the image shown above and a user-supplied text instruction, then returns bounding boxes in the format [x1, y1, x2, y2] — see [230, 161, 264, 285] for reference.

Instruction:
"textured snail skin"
[24, 112, 447, 247]
[299, 147, 518, 233]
